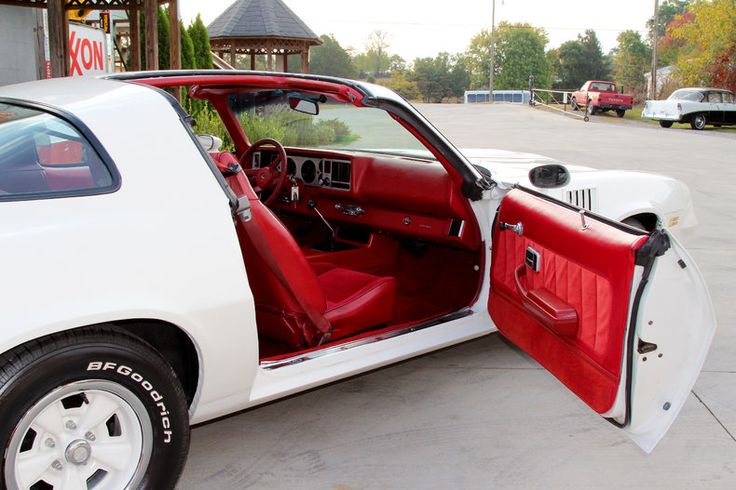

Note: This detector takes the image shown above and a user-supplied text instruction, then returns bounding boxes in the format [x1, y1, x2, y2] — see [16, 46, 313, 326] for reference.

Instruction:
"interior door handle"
[500, 221, 524, 236]
[514, 265, 578, 336]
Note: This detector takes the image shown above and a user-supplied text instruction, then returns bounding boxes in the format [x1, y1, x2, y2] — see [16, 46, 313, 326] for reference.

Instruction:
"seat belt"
[234, 197, 333, 346]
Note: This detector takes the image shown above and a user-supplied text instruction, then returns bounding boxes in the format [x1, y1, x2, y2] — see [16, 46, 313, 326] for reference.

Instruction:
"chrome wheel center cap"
[65, 439, 92, 465]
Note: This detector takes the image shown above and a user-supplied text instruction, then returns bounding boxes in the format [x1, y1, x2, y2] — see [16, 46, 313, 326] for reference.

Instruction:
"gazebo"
[207, 0, 321, 73]
[0, 0, 181, 77]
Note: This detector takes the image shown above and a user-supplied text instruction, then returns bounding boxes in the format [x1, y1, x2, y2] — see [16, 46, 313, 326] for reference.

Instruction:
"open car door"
[489, 188, 716, 452]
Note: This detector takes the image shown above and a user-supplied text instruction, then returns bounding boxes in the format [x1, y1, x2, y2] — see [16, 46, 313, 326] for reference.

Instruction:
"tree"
[188, 14, 212, 69]
[669, 0, 736, 91]
[137, 7, 171, 69]
[658, 10, 695, 67]
[494, 23, 551, 90]
[157, 7, 170, 69]
[365, 30, 391, 77]
[465, 29, 493, 89]
[647, 0, 691, 44]
[550, 30, 611, 89]
[410, 52, 469, 102]
[465, 23, 552, 90]
[180, 20, 195, 70]
[380, 72, 421, 101]
[310, 34, 358, 78]
[612, 30, 651, 100]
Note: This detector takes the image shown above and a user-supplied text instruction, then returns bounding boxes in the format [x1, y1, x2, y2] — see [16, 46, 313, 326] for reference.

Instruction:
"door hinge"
[635, 229, 671, 266]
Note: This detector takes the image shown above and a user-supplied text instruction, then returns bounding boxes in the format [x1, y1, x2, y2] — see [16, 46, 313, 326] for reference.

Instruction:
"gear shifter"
[308, 200, 336, 250]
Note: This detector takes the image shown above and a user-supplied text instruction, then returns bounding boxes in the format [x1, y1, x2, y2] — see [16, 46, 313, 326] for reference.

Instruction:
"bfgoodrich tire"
[0, 327, 190, 490]
[690, 113, 707, 130]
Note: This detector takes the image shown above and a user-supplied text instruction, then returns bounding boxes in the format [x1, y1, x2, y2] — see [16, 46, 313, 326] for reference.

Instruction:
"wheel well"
[111, 320, 200, 407]
[623, 212, 658, 232]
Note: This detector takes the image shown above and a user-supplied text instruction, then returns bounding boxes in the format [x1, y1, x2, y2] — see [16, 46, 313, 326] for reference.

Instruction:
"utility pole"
[650, 0, 659, 99]
[488, 0, 496, 102]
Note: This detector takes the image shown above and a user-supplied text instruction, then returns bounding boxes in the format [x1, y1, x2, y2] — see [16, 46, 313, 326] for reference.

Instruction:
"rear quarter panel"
[0, 80, 259, 422]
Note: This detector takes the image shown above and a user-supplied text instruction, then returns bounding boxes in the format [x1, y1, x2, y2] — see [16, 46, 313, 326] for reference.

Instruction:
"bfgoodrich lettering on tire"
[0, 327, 190, 490]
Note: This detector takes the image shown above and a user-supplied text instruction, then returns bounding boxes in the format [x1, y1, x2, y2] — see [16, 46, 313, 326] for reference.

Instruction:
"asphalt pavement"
[177, 103, 736, 489]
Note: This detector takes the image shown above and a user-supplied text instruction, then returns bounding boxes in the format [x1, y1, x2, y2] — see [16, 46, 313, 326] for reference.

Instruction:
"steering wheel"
[239, 138, 289, 207]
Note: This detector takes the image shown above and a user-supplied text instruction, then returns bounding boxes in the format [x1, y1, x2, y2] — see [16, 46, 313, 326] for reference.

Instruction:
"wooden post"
[250, 53, 255, 70]
[283, 53, 288, 73]
[34, 9, 47, 79]
[230, 44, 237, 67]
[267, 47, 273, 71]
[144, 0, 158, 70]
[47, 0, 68, 77]
[129, 9, 141, 71]
[168, 0, 181, 70]
[301, 49, 309, 74]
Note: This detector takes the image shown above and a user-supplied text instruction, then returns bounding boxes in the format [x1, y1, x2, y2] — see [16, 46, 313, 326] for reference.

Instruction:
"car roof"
[678, 87, 734, 93]
[0, 77, 160, 116]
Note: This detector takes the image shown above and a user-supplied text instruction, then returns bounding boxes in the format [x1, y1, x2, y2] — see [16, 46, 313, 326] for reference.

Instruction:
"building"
[0, 5, 45, 86]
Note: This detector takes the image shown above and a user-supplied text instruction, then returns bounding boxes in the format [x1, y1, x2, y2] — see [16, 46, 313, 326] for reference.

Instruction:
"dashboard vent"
[566, 188, 596, 211]
[327, 159, 351, 190]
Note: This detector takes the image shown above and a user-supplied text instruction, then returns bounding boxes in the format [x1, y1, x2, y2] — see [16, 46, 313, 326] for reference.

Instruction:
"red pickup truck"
[571, 80, 634, 117]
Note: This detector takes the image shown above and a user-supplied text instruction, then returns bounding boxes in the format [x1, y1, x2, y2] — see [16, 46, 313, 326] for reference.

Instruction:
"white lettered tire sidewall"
[0, 328, 190, 490]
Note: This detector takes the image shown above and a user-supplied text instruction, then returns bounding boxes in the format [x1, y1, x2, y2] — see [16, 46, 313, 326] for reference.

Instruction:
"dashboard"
[249, 148, 480, 250]
[253, 151, 351, 191]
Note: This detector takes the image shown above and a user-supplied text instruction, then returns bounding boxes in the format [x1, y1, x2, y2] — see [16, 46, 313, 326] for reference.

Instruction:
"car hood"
[460, 148, 595, 185]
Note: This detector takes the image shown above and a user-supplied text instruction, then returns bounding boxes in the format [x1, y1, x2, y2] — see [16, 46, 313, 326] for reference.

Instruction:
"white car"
[642, 87, 736, 129]
[0, 72, 716, 489]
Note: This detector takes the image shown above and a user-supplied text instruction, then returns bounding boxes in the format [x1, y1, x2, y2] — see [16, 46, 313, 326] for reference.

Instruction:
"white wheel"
[5, 381, 152, 490]
[0, 328, 190, 490]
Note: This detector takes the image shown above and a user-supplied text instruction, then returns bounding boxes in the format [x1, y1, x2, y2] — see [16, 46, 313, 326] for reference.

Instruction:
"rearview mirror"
[528, 164, 570, 189]
[288, 96, 319, 115]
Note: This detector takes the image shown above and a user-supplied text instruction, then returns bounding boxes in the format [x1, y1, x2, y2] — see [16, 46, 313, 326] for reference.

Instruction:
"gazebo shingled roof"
[207, 0, 322, 73]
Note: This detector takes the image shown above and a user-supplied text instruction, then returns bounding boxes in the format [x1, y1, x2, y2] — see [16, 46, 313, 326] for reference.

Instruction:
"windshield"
[668, 89, 704, 102]
[227, 90, 429, 156]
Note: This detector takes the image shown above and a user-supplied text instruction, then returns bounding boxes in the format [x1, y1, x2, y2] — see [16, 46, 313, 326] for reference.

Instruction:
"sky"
[180, 0, 656, 61]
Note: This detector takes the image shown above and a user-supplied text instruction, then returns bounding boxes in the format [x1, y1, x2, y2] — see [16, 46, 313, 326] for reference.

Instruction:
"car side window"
[0, 102, 116, 201]
[707, 92, 722, 103]
[722, 92, 734, 104]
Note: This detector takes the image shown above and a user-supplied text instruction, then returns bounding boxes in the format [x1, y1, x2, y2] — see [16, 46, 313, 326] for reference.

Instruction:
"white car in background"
[642, 87, 736, 129]
[0, 72, 716, 489]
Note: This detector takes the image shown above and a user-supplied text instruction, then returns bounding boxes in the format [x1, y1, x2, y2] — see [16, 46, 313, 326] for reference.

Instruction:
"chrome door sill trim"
[260, 308, 474, 370]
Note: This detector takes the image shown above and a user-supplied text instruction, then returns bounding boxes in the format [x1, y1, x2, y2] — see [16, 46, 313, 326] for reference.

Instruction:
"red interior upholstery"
[212, 152, 397, 349]
[489, 189, 648, 414]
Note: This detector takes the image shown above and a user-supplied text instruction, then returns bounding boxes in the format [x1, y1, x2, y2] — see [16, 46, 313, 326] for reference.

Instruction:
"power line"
[316, 18, 647, 34]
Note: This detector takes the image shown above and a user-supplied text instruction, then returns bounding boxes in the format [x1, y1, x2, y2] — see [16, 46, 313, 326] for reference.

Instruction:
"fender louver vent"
[567, 188, 596, 211]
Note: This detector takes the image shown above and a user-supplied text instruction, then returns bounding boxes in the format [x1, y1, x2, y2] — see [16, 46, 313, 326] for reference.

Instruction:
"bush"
[238, 112, 359, 147]
[182, 97, 359, 150]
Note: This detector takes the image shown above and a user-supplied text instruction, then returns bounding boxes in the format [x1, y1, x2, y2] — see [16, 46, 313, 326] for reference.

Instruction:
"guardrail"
[527, 77, 590, 122]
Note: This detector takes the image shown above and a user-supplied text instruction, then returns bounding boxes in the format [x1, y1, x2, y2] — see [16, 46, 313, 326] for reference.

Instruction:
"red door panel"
[489, 189, 648, 413]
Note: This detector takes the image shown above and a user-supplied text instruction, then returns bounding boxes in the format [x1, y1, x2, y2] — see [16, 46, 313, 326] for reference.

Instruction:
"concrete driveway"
[178, 104, 736, 489]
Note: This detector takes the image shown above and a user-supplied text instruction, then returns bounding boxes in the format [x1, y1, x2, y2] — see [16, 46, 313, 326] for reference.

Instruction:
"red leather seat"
[211, 152, 397, 349]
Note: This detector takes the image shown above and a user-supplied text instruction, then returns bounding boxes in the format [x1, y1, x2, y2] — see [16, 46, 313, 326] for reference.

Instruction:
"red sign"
[68, 24, 108, 77]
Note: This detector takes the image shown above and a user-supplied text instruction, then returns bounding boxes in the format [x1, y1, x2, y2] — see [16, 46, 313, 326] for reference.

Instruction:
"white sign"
[68, 24, 110, 77]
